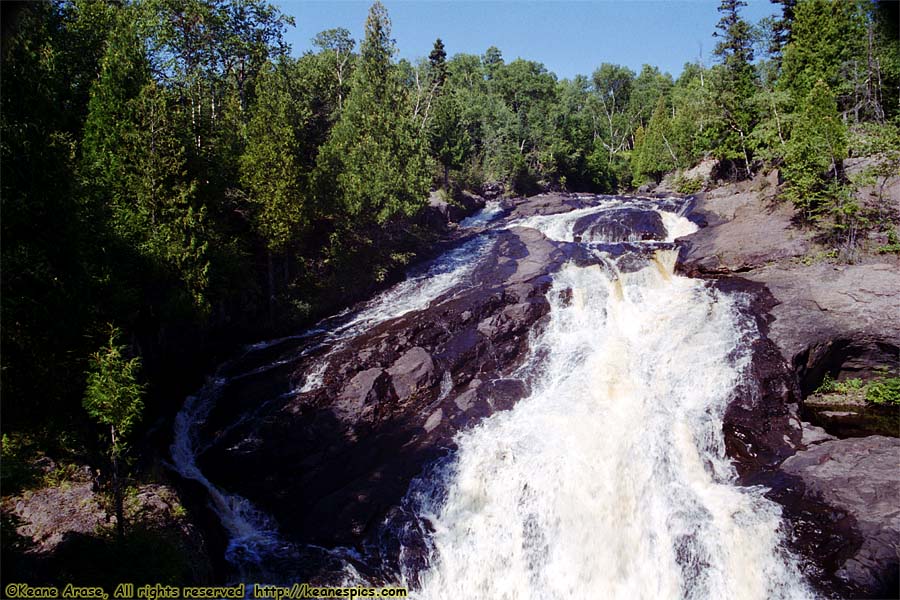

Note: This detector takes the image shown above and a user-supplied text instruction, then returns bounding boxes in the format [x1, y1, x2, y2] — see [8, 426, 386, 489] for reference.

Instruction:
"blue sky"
[277, 1, 779, 80]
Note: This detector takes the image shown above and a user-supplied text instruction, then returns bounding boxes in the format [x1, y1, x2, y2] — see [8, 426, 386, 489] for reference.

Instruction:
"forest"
[1, 0, 898, 564]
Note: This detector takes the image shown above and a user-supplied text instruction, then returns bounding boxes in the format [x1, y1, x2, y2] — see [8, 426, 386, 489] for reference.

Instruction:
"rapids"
[170, 195, 814, 598]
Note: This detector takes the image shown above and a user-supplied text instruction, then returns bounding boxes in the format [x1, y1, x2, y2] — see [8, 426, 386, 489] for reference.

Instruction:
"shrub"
[674, 174, 703, 194]
[866, 377, 900, 405]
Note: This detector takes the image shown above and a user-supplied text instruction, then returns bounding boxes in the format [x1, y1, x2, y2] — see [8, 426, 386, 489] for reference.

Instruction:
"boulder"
[386, 347, 435, 401]
[780, 436, 900, 597]
[572, 207, 666, 243]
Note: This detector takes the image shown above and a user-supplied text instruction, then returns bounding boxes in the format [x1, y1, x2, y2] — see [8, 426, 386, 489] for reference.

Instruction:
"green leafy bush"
[876, 229, 900, 255]
[674, 174, 703, 194]
[866, 378, 900, 405]
[814, 373, 864, 394]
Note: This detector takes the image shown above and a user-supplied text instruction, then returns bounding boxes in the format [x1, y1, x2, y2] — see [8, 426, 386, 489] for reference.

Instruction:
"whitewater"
[171, 196, 814, 599]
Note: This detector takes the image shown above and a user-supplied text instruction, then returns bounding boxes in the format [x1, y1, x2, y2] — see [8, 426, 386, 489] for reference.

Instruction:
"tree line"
[1, 0, 898, 479]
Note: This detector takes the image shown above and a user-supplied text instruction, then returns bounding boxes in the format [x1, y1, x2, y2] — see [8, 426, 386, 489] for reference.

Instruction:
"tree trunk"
[110, 425, 125, 544]
[267, 249, 275, 325]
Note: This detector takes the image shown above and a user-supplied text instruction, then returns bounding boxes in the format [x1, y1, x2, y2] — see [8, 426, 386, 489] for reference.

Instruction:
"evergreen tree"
[768, 0, 797, 67]
[783, 80, 848, 219]
[429, 38, 448, 88]
[482, 46, 504, 81]
[712, 0, 758, 176]
[780, 0, 867, 117]
[714, 0, 755, 72]
[316, 1, 431, 226]
[632, 97, 678, 183]
[83, 327, 146, 542]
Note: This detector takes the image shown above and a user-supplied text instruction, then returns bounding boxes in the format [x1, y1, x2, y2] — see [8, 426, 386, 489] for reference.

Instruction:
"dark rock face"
[422, 190, 487, 229]
[741, 262, 900, 395]
[572, 208, 666, 243]
[676, 179, 900, 598]
[198, 227, 572, 550]
[781, 436, 900, 598]
[709, 277, 802, 477]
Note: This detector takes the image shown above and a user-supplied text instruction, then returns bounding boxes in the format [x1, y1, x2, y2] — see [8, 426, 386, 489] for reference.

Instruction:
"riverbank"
[676, 169, 900, 598]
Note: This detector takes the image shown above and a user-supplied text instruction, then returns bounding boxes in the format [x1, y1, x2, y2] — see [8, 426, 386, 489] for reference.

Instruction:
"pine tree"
[632, 97, 678, 183]
[714, 0, 755, 73]
[768, 0, 797, 67]
[712, 0, 758, 176]
[429, 38, 448, 88]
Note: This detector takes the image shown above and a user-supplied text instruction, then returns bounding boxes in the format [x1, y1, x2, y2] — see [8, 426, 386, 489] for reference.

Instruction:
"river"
[171, 195, 814, 599]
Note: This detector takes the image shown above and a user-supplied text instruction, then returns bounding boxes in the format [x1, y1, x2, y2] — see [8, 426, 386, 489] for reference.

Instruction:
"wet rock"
[422, 190, 486, 229]
[198, 226, 572, 549]
[453, 189, 486, 214]
[504, 192, 592, 219]
[387, 347, 435, 401]
[336, 368, 390, 425]
[572, 208, 666, 243]
[780, 436, 900, 597]
[480, 181, 504, 200]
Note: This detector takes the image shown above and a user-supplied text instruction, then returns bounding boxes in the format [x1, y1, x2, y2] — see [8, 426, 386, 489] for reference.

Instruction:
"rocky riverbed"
[181, 179, 898, 596]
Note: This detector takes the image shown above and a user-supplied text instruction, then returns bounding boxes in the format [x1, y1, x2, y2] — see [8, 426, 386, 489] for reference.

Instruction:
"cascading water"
[170, 233, 495, 581]
[171, 195, 813, 597]
[404, 251, 812, 599]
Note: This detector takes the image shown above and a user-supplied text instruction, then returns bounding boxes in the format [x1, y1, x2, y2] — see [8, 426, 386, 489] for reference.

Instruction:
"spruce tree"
[712, 0, 758, 176]
[632, 97, 678, 183]
[429, 38, 448, 88]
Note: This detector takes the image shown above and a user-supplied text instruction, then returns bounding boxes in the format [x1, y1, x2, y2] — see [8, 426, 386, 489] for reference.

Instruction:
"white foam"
[408, 258, 812, 600]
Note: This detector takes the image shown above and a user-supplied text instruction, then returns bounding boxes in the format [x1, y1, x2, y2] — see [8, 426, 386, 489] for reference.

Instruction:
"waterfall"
[171, 195, 812, 597]
[404, 246, 812, 599]
[169, 234, 494, 579]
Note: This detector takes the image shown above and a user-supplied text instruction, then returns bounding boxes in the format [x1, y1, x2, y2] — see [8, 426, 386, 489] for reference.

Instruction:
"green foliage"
[714, 0, 755, 73]
[783, 80, 848, 217]
[241, 59, 315, 252]
[815, 374, 900, 407]
[83, 327, 146, 459]
[632, 98, 677, 183]
[1, 434, 39, 495]
[866, 378, 900, 406]
[780, 0, 868, 115]
[814, 374, 864, 394]
[674, 174, 704, 194]
[875, 228, 900, 255]
[316, 1, 431, 225]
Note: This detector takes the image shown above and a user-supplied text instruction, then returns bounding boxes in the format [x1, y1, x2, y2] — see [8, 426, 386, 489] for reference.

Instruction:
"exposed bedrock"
[781, 436, 900, 598]
[677, 183, 900, 598]
[198, 224, 578, 549]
